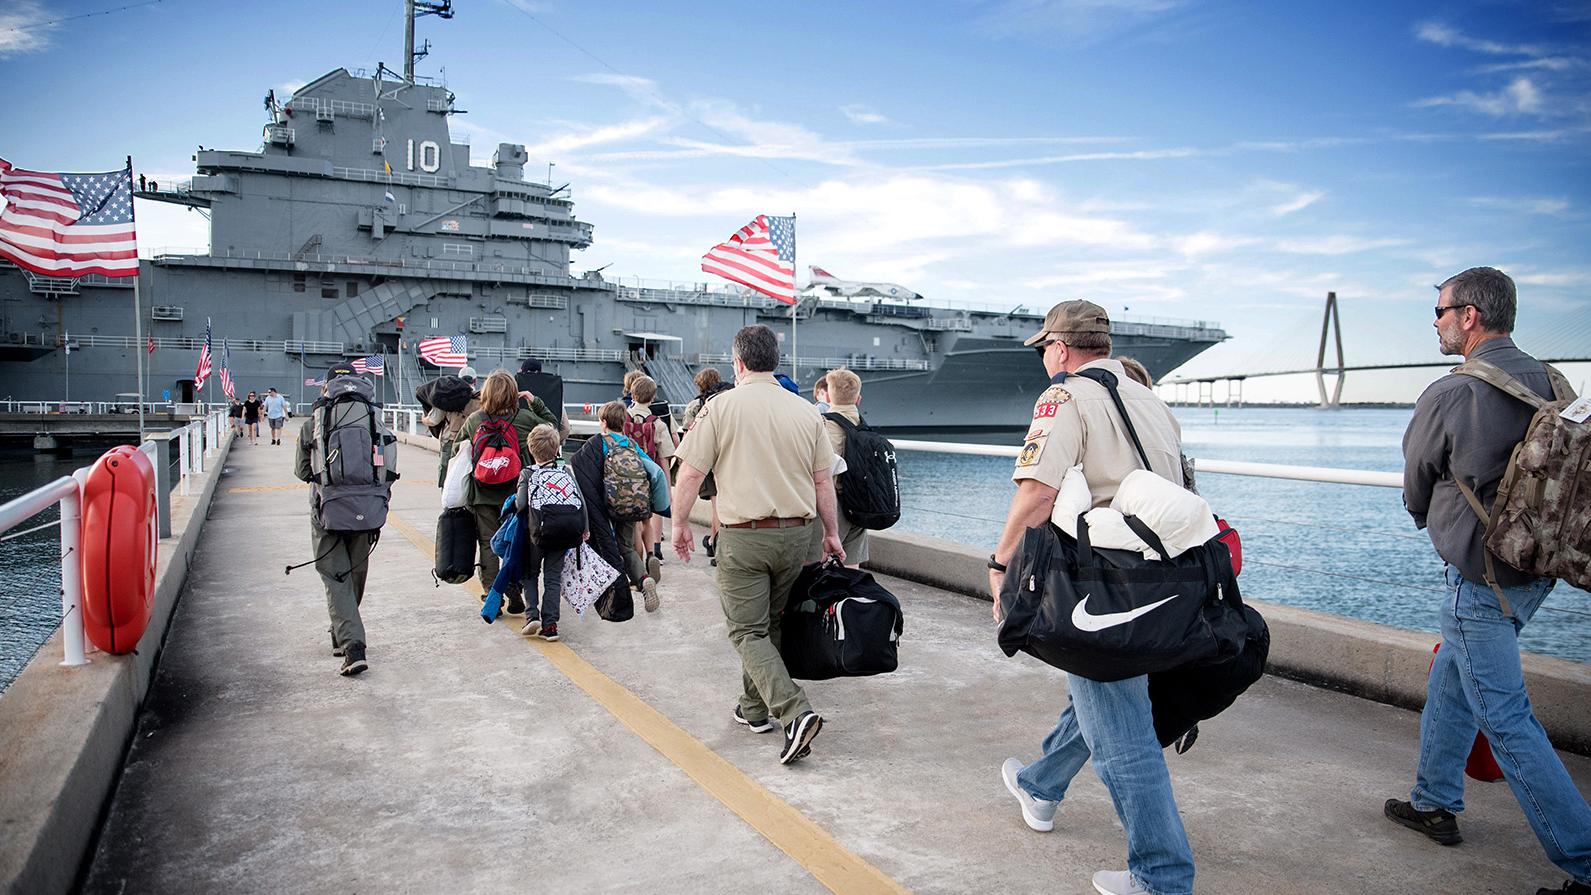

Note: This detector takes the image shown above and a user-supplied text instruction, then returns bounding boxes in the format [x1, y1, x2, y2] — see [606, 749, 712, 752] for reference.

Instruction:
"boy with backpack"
[292, 363, 400, 676]
[453, 371, 558, 612]
[516, 424, 587, 641]
[811, 369, 900, 568]
[623, 375, 676, 582]
[597, 400, 665, 612]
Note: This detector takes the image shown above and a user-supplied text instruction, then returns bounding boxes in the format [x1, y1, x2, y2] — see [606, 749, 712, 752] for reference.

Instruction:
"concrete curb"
[0, 434, 235, 895]
[376, 433, 1591, 754]
[860, 528, 1591, 756]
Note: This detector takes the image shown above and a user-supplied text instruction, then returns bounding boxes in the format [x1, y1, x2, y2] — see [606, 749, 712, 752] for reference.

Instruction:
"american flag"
[701, 214, 797, 304]
[194, 319, 213, 391]
[0, 158, 138, 278]
[219, 340, 236, 399]
[418, 335, 467, 367]
[351, 353, 385, 375]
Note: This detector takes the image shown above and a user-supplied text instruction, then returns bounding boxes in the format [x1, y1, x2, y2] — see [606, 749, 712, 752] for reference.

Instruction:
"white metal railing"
[890, 438, 1403, 488]
[0, 409, 228, 668]
[1, 399, 169, 416]
[147, 247, 595, 285]
[689, 353, 931, 373]
[2, 333, 348, 355]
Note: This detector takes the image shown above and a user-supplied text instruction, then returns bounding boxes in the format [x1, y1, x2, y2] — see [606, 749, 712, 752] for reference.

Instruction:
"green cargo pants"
[715, 524, 814, 725]
[311, 519, 372, 649]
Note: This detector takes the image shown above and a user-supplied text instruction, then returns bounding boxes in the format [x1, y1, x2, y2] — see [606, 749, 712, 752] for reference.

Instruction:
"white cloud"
[1273, 235, 1409, 255]
[1465, 196, 1572, 216]
[570, 73, 677, 112]
[1414, 22, 1549, 58]
[1474, 57, 1581, 75]
[1271, 190, 1325, 216]
[976, 0, 1187, 43]
[1511, 269, 1591, 288]
[1413, 76, 1543, 116]
[524, 116, 673, 159]
[915, 147, 1202, 171]
[840, 104, 890, 125]
[1173, 231, 1261, 256]
[0, 1, 54, 57]
[277, 79, 308, 97]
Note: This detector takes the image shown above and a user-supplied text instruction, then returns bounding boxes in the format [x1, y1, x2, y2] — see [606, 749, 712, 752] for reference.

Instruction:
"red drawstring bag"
[1215, 518, 1242, 577]
[1429, 644, 1505, 782]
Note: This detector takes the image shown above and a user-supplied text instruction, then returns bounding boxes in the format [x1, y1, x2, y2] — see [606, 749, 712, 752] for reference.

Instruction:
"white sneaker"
[641, 576, 660, 612]
[1092, 870, 1150, 895]
[1001, 758, 1057, 832]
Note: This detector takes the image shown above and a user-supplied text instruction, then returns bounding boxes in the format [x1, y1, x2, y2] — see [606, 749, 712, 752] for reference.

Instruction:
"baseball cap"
[519, 359, 542, 374]
[1023, 300, 1112, 347]
[326, 362, 357, 379]
[458, 365, 479, 382]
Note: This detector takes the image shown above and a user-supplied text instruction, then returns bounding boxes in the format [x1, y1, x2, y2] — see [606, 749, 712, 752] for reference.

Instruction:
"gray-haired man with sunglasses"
[1387, 266, 1590, 895]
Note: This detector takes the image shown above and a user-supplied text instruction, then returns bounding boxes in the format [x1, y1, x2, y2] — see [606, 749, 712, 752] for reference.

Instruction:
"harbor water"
[898, 405, 1591, 665]
[2, 407, 1587, 697]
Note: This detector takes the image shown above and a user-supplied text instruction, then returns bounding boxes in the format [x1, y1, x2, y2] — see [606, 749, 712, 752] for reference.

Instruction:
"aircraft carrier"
[0, 4, 1226, 432]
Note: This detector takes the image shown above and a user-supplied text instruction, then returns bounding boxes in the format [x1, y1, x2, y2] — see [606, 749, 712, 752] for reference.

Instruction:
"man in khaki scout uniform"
[808, 368, 869, 568]
[672, 324, 844, 766]
[988, 300, 1195, 895]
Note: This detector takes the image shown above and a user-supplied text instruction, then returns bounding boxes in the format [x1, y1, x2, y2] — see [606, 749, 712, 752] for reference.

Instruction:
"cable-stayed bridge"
[1160, 292, 1591, 407]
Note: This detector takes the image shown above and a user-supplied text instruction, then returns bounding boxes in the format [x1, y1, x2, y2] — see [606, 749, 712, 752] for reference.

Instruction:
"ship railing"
[0, 409, 228, 668]
[286, 96, 377, 120]
[10, 333, 350, 355]
[330, 165, 448, 187]
[689, 353, 930, 373]
[469, 346, 625, 363]
[145, 247, 600, 288]
[1, 399, 175, 416]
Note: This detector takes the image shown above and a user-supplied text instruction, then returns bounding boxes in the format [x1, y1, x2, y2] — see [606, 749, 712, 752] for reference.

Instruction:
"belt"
[723, 516, 809, 530]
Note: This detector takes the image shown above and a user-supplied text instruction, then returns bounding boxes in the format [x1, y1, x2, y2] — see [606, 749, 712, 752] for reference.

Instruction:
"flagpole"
[790, 211, 798, 389]
[206, 317, 213, 412]
[129, 157, 147, 442]
[64, 329, 70, 405]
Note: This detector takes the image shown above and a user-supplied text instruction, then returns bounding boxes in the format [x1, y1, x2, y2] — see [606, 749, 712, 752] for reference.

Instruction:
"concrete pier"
[60, 439, 1590, 893]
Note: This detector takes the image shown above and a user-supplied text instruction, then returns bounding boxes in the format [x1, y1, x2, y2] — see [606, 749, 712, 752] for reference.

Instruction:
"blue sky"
[2, 0, 1587, 400]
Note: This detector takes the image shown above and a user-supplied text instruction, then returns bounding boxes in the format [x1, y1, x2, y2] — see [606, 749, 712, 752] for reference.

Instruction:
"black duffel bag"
[780, 561, 904, 680]
[1150, 603, 1269, 751]
[434, 506, 477, 584]
[997, 513, 1250, 682]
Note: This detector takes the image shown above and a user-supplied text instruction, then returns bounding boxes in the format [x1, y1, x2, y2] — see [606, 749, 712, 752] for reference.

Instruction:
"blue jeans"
[521, 543, 564, 626]
[1016, 674, 1194, 895]
[1411, 567, 1591, 883]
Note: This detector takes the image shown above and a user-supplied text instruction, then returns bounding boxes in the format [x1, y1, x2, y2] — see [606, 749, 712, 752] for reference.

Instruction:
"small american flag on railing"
[351, 353, 385, 375]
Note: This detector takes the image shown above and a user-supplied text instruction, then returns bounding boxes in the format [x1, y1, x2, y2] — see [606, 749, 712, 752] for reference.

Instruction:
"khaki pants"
[807, 515, 869, 566]
[716, 525, 814, 725]
[311, 519, 371, 649]
[615, 518, 648, 587]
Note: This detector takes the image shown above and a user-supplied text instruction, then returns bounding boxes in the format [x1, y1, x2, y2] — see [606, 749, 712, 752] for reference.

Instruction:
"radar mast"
[403, 0, 454, 82]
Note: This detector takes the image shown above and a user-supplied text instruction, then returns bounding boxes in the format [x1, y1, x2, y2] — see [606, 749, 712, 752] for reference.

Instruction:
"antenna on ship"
[404, 0, 454, 82]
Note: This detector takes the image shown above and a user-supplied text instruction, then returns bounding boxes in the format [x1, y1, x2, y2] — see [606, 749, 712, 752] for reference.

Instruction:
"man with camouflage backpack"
[293, 363, 400, 676]
[1385, 267, 1590, 895]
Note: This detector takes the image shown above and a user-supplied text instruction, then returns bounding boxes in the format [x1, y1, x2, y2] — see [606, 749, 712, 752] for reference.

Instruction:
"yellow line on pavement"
[385, 513, 909, 895]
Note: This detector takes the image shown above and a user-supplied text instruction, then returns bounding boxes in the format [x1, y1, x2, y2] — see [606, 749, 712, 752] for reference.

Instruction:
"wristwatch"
[987, 554, 1007, 573]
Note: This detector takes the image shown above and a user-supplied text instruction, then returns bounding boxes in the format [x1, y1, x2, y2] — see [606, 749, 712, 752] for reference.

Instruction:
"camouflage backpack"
[602, 434, 653, 523]
[1452, 359, 1589, 613]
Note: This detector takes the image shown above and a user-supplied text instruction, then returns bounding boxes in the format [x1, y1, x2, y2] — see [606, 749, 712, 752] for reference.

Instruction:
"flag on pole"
[0, 157, 138, 277]
[219, 340, 235, 399]
[351, 353, 385, 375]
[194, 319, 213, 390]
[701, 214, 797, 304]
[147, 334, 156, 354]
[418, 335, 468, 367]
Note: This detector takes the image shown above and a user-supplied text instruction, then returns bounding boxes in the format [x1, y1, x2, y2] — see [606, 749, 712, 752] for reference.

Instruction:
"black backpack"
[519, 462, 587, 552]
[823, 413, 900, 530]
[434, 506, 477, 584]
[780, 561, 903, 680]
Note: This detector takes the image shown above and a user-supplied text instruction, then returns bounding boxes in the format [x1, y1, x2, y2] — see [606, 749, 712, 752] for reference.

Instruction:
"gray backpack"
[309, 375, 399, 533]
[1453, 359, 1588, 613]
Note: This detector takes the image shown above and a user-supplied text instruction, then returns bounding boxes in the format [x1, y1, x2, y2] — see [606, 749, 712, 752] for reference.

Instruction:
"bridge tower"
[1315, 291, 1346, 409]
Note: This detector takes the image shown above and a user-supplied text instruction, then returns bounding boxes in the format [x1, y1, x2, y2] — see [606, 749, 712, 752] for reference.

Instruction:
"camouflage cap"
[1023, 299, 1112, 346]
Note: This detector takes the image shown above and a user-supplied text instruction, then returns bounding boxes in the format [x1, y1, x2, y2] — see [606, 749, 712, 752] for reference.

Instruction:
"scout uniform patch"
[1017, 386, 1070, 467]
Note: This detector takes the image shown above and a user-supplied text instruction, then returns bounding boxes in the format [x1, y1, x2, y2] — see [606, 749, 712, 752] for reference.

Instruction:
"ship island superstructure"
[0, 45, 1226, 431]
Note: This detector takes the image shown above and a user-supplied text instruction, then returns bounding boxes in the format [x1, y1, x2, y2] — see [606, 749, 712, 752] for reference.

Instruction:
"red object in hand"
[1429, 644, 1506, 783]
[1215, 518, 1242, 577]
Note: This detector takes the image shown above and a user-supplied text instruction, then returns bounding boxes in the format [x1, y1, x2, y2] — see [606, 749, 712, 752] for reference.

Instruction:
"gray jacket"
[1402, 336, 1554, 588]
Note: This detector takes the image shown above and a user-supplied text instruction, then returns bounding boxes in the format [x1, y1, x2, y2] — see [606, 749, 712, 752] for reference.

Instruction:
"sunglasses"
[1434, 303, 1472, 320]
[1033, 338, 1063, 357]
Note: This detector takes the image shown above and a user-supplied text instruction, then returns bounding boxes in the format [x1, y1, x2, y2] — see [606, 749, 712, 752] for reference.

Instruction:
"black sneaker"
[505, 589, 526, 615]
[780, 711, 822, 764]
[1383, 799, 1461, 845]
[340, 644, 368, 676]
[734, 705, 775, 734]
[702, 534, 716, 558]
[538, 622, 560, 642]
[1537, 882, 1591, 895]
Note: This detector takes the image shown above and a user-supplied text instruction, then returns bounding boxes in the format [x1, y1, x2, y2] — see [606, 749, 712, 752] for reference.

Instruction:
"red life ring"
[80, 446, 158, 654]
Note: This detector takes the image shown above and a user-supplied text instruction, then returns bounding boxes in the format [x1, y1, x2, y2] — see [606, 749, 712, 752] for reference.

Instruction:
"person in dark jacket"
[570, 416, 635, 620]
[1383, 267, 1590, 895]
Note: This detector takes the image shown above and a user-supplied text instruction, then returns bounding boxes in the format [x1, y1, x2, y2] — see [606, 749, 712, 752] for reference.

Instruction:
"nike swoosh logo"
[1071, 593, 1180, 632]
